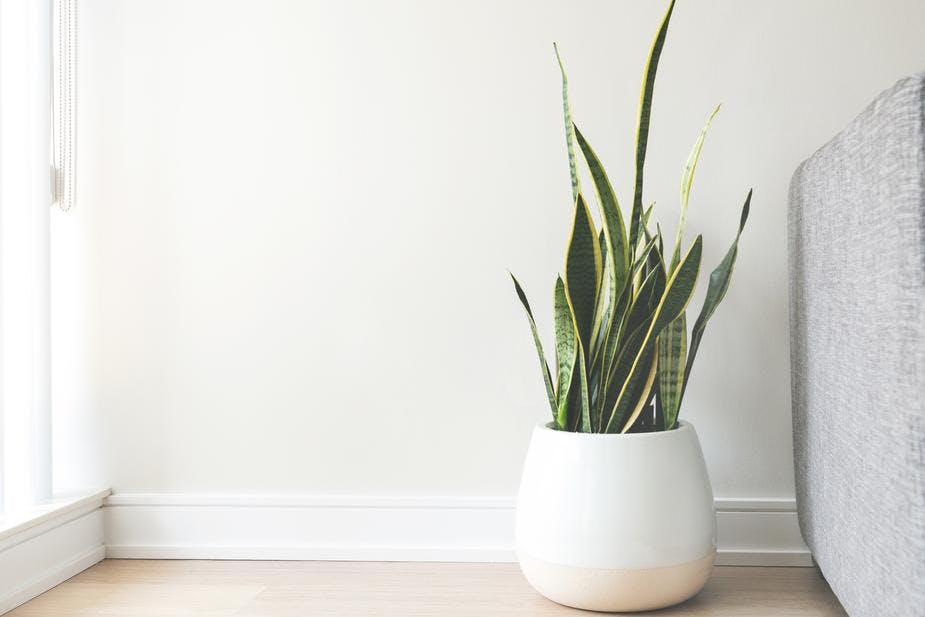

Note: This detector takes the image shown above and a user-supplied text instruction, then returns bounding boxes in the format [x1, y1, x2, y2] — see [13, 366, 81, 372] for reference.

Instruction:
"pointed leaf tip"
[670, 104, 721, 272]
[680, 189, 752, 407]
[511, 273, 558, 421]
[629, 0, 678, 251]
[554, 44, 581, 203]
[740, 189, 752, 231]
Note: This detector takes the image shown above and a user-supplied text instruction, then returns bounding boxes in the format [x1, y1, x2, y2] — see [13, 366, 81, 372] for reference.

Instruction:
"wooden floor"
[10, 560, 846, 616]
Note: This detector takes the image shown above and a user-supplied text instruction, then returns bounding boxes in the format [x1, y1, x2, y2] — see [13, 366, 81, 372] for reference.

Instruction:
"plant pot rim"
[536, 420, 695, 439]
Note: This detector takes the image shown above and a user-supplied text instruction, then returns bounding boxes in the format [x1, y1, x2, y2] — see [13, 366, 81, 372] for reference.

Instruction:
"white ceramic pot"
[515, 421, 716, 612]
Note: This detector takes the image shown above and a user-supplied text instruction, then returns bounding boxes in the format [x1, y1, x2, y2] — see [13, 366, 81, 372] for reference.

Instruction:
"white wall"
[52, 0, 925, 500]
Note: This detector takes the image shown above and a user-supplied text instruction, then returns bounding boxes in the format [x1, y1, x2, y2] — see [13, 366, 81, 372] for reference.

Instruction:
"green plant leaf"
[600, 266, 661, 431]
[632, 203, 657, 271]
[596, 263, 635, 416]
[621, 259, 664, 348]
[577, 342, 592, 432]
[631, 233, 660, 277]
[564, 194, 602, 352]
[682, 190, 751, 401]
[589, 231, 613, 364]
[605, 235, 702, 432]
[629, 0, 677, 251]
[646, 236, 699, 353]
[574, 125, 630, 372]
[670, 104, 720, 273]
[574, 125, 630, 293]
[656, 222, 665, 265]
[643, 202, 656, 228]
[620, 342, 659, 433]
[602, 235, 663, 410]
[554, 43, 581, 204]
[602, 331, 655, 433]
[657, 312, 687, 430]
[553, 277, 577, 430]
[511, 273, 557, 420]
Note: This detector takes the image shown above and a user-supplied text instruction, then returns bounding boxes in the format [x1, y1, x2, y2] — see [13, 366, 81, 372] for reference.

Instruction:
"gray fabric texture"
[789, 73, 925, 617]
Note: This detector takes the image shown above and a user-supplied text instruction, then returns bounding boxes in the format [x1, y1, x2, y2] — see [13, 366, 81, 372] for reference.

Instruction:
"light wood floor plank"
[8, 560, 847, 616]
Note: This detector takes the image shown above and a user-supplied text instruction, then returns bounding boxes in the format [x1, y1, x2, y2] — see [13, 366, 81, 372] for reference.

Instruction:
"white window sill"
[0, 489, 110, 615]
[0, 489, 110, 547]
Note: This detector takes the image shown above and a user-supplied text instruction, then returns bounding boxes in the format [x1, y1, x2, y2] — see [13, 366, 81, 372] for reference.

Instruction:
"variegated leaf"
[605, 235, 702, 432]
[621, 261, 664, 349]
[554, 44, 581, 203]
[574, 125, 630, 295]
[682, 190, 751, 401]
[511, 273, 557, 420]
[553, 277, 577, 430]
[564, 194, 602, 353]
[602, 331, 650, 431]
[621, 342, 660, 433]
[577, 342, 592, 432]
[670, 105, 720, 272]
[575, 125, 630, 368]
[658, 312, 687, 429]
[603, 335, 655, 433]
[629, 0, 677, 251]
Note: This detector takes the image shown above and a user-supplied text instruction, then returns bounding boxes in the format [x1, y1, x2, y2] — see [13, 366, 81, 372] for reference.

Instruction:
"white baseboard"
[0, 490, 110, 615]
[103, 493, 811, 567]
[714, 499, 812, 566]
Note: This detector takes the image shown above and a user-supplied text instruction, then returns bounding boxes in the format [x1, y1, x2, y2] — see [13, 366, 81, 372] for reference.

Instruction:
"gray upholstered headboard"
[788, 73, 925, 617]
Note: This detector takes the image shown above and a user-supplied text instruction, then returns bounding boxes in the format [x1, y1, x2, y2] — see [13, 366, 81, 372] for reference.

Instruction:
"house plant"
[510, 0, 751, 611]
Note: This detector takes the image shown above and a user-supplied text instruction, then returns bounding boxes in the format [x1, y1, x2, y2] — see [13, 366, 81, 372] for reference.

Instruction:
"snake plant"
[511, 0, 751, 433]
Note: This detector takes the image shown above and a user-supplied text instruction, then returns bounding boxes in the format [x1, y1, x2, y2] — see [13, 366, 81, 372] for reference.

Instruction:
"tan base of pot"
[518, 551, 716, 613]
